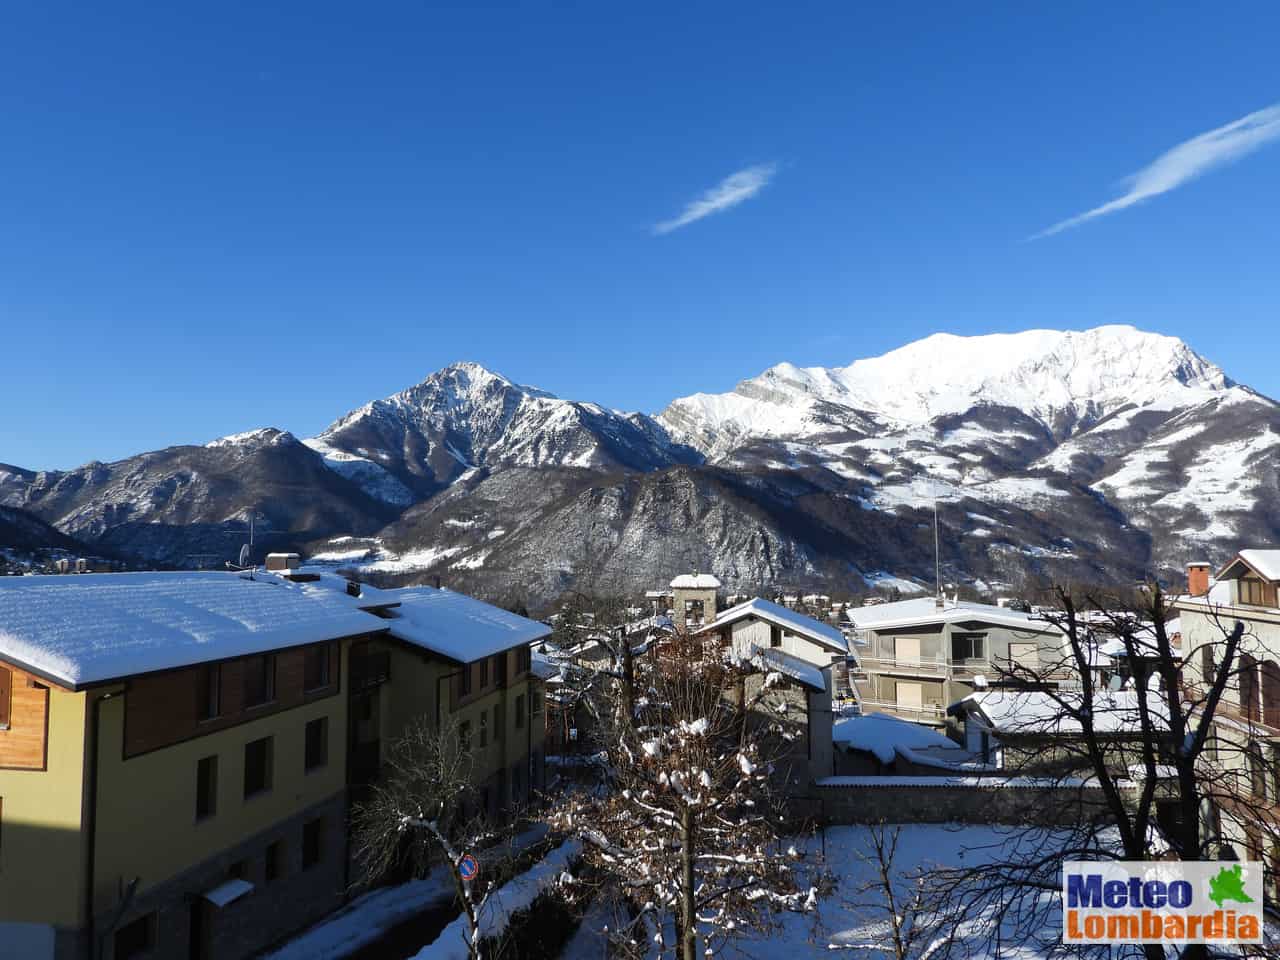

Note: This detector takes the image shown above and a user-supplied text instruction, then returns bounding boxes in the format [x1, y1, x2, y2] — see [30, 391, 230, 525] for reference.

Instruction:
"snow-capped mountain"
[3, 326, 1275, 606]
[307, 361, 697, 503]
[1, 429, 397, 565]
[660, 326, 1234, 457]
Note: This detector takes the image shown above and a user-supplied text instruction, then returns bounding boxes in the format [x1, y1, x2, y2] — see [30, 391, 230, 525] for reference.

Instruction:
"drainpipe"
[84, 689, 120, 960]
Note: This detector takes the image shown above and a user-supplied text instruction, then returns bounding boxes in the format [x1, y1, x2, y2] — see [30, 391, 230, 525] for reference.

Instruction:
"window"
[264, 841, 282, 884]
[245, 655, 276, 708]
[951, 633, 985, 662]
[479, 710, 488, 748]
[244, 737, 273, 798]
[770, 626, 782, 648]
[516, 646, 531, 674]
[1008, 642, 1039, 669]
[1201, 643, 1215, 685]
[114, 914, 155, 960]
[303, 644, 330, 691]
[479, 657, 489, 688]
[1240, 577, 1272, 606]
[532, 690, 543, 716]
[302, 818, 323, 870]
[494, 653, 507, 685]
[197, 663, 221, 721]
[196, 755, 217, 820]
[304, 717, 328, 772]
[515, 694, 525, 729]
[0, 666, 10, 729]
[460, 721, 472, 752]
[460, 665, 473, 697]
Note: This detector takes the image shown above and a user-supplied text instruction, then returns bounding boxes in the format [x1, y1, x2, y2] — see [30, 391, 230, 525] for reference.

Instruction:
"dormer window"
[1239, 577, 1275, 607]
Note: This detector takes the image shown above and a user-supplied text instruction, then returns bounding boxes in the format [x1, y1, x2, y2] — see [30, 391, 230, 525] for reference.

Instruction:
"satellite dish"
[238, 544, 250, 568]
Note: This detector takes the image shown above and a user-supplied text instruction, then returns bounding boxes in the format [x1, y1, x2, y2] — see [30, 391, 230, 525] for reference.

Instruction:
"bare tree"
[837, 822, 930, 960]
[552, 632, 817, 960]
[351, 717, 511, 960]
[922, 581, 1277, 959]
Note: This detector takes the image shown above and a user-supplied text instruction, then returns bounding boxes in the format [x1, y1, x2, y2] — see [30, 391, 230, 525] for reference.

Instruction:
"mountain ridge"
[3, 325, 1276, 607]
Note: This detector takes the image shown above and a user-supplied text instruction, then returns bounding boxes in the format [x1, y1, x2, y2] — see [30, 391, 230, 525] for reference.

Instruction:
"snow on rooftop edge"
[383, 586, 551, 663]
[706, 597, 848, 652]
[0, 571, 387, 687]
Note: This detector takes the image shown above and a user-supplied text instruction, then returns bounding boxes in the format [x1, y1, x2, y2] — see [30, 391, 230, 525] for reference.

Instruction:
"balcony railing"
[858, 654, 953, 677]
[859, 698, 948, 723]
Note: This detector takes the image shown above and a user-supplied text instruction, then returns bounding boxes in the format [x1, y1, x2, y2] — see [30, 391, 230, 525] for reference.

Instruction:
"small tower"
[670, 570, 721, 629]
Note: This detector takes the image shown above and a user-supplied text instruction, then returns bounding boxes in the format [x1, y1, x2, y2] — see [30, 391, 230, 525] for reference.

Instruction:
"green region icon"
[1208, 864, 1255, 908]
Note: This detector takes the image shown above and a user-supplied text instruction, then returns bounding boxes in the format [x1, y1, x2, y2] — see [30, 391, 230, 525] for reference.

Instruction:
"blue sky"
[3, 3, 1279, 469]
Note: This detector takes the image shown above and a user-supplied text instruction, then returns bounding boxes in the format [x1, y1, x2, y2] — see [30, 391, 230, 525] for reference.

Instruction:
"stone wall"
[814, 778, 1120, 827]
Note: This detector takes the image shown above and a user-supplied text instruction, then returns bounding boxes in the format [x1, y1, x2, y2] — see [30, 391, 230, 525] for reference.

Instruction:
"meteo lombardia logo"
[1062, 861, 1263, 944]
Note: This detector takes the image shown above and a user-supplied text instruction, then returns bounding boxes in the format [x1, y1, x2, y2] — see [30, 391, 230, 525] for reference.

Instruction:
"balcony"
[350, 651, 391, 692]
[859, 698, 948, 724]
[859, 654, 952, 678]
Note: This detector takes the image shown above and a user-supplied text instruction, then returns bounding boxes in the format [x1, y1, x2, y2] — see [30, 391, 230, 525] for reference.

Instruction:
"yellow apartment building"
[0, 568, 549, 960]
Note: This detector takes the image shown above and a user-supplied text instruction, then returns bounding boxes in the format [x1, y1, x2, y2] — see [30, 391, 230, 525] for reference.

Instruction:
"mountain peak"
[660, 325, 1236, 456]
[819, 324, 1231, 425]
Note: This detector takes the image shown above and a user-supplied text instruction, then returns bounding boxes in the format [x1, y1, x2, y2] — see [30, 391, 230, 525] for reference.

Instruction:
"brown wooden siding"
[0, 664, 50, 770]
[450, 647, 531, 710]
[123, 640, 346, 758]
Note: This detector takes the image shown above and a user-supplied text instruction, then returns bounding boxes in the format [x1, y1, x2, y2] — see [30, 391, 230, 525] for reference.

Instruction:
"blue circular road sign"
[459, 854, 479, 881]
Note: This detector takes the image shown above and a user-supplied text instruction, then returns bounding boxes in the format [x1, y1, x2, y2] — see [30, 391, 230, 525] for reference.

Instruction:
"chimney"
[265, 552, 301, 572]
[1186, 562, 1211, 598]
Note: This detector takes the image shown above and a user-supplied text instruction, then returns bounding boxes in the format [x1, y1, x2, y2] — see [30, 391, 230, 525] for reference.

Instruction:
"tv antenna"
[932, 482, 941, 600]
[226, 507, 262, 576]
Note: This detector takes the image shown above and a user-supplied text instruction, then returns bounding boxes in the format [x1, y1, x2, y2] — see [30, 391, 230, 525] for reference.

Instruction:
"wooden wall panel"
[0, 665, 50, 770]
[123, 640, 347, 758]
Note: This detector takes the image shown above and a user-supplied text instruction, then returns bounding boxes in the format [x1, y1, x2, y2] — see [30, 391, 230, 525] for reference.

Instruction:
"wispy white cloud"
[653, 163, 777, 235]
[1031, 103, 1280, 240]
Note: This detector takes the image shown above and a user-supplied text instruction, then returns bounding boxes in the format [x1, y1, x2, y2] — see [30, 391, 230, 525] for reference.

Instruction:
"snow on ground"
[751, 824, 1064, 958]
[450, 551, 490, 570]
[409, 839, 582, 960]
[358, 546, 464, 574]
[860, 571, 927, 594]
[302, 437, 416, 506]
[262, 826, 551, 960]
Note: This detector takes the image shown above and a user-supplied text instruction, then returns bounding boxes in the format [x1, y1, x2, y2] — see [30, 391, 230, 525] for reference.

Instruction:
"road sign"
[458, 854, 479, 881]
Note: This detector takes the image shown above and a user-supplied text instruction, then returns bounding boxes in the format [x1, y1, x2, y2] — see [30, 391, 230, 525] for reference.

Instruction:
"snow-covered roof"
[700, 597, 848, 654]
[845, 597, 1064, 635]
[1219, 549, 1280, 583]
[833, 713, 968, 765]
[0, 571, 388, 688]
[268, 568, 403, 610]
[670, 573, 721, 589]
[379, 586, 551, 664]
[753, 647, 826, 691]
[204, 878, 254, 908]
[955, 688, 1167, 736]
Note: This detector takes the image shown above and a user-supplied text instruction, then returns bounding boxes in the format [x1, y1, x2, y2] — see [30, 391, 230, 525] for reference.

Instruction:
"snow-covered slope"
[661, 326, 1233, 456]
[309, 361, 697, 499]
[7, 326, 1276, 602]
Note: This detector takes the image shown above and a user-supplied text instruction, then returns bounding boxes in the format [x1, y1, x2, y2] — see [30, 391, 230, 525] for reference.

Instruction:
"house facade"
[1174, 550, 1280, 874]
[694, 596, 848, 796]
[847, 597, 1068, 728]
[0, 569, 549, 960]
